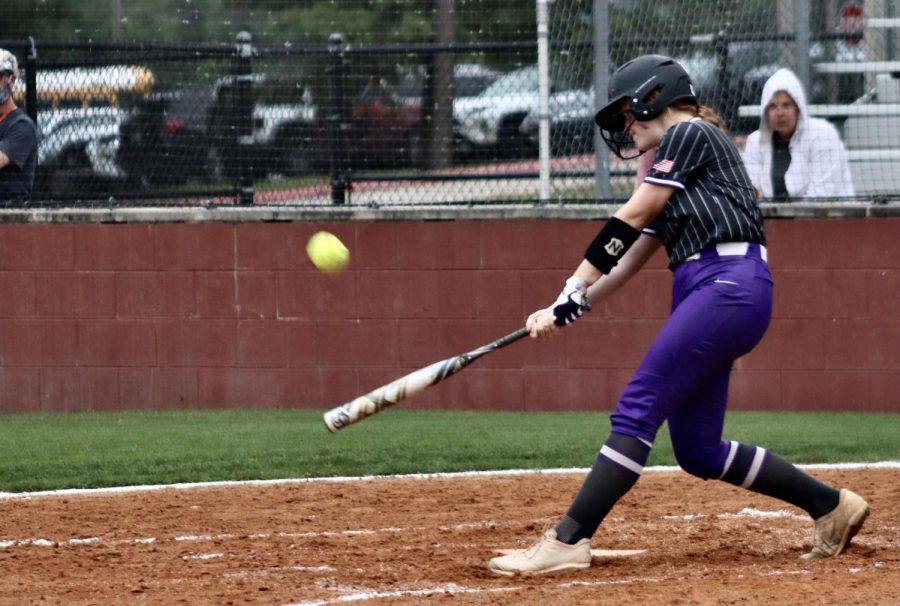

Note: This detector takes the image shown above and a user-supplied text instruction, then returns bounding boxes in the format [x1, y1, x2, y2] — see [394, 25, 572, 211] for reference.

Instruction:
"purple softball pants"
[610, 243, 773, 479]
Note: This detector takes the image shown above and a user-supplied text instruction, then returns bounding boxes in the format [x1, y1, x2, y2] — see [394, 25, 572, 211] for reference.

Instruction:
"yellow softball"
[306, 231, 350, 273]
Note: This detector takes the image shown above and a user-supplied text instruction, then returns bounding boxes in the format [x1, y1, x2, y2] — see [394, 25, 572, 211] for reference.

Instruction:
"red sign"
[840, 3, 864, 46]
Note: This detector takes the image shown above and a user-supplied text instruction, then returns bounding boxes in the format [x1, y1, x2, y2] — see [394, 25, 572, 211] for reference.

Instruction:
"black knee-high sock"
[719, 442, 839, 519]
[555, 432, 651, 545]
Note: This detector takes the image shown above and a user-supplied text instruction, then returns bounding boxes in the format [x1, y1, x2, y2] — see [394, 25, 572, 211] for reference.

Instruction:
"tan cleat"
[488, 529, 591, 576]
[802, 488, 870, 560]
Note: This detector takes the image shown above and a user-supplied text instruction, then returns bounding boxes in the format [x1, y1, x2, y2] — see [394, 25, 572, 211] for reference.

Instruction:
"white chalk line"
[662, 508, 808, 522]
[182, 552, 223, 561]
[286, 583, 522, 606]
[0, 521, 504, 552]
[287, 555, 897, 606]
[285, 577, 668, 606]
[0, 507, 827, 553]
[0, 528, 391, 550]
[0, 503, 863, 553]
[1, 461, 898, 501]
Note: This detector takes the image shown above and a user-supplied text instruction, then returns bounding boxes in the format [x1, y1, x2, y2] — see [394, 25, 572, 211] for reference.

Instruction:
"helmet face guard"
[597, 106, 642, 160]
[594, 55, 697, 159]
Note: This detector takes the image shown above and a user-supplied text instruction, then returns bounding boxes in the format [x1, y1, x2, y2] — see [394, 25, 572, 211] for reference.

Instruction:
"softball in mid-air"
[306, 231, 350, 273]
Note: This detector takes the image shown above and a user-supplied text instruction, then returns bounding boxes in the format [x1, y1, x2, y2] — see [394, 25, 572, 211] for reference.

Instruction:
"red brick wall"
[0, 218, 897, 414]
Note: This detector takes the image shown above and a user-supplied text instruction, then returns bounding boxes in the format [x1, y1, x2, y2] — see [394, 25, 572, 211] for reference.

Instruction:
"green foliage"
[4, 0, 783, 52]
[0, 409, 896, 493]
[119, 0, 236, 44]
[270, 4, 428, 45]
[456, 0, 536, 41]
[0, 0, 88, 42]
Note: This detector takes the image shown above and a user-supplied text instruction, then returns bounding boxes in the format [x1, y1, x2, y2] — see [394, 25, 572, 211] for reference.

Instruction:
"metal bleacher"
[839, 74, 900, 195]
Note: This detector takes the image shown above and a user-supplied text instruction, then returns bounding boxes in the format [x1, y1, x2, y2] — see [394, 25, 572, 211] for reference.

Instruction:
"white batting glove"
[551, 277, 591, 326]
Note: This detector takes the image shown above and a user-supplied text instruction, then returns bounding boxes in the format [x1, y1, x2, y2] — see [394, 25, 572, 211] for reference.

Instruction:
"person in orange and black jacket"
[0, 48, 37, 205]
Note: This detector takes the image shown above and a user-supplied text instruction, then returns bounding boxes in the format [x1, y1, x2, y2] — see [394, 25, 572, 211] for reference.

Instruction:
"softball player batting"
[489, 55, 869, 575]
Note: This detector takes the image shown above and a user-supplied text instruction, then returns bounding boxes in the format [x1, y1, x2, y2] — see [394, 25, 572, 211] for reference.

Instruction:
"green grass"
[0, 409, 897, 493]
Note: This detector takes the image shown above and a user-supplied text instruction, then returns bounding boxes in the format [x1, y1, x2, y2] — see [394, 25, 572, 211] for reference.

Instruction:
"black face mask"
[597, 108, 647, 160]
[0, 73, 12, 104]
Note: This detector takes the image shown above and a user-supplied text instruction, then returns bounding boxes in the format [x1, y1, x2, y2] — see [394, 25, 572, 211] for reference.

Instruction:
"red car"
[350, 78, 424, 169]
[349, 64, 500, 169]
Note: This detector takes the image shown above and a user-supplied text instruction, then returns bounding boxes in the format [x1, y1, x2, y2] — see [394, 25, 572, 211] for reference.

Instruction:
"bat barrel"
[323, 326, 528, 433]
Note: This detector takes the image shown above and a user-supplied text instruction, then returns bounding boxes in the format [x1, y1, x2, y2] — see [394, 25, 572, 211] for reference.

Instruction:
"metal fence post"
[235, 31, 254, 206]
[793, 0, 811, 94]
[593, 0, 611, 199]
[24, 36, 37, 125]
[713, 29, 731, 117]
[327, 33, 349, 205]
[536, 0, 551, 202]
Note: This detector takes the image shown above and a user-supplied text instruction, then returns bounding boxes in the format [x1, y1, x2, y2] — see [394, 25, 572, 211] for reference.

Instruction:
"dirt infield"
[1, 467, 897, 605]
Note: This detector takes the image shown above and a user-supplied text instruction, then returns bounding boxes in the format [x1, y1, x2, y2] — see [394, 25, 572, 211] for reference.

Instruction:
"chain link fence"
[1, 0, 897, 207]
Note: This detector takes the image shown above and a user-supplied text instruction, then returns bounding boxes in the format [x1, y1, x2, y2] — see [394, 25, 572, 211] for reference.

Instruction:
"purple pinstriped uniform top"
[643, 118, 766, 269]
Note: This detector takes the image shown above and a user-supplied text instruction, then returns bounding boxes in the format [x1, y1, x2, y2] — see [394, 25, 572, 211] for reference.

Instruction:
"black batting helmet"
[594, 54, 697, 158]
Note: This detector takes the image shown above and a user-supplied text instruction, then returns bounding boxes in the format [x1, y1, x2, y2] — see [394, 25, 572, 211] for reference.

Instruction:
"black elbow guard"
[584, 217, 641, 274]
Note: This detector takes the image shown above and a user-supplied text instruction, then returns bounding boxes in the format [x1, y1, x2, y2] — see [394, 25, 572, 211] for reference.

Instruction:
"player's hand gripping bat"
[323, 327, 529, 432]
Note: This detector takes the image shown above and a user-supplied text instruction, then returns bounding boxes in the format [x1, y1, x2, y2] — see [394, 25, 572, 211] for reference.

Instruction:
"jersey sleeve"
[643, 121, 713, 190]
[641, 217, 666, 238]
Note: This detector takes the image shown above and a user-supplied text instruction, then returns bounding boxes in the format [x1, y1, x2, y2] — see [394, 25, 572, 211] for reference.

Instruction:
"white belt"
[685, 242, 768, 262]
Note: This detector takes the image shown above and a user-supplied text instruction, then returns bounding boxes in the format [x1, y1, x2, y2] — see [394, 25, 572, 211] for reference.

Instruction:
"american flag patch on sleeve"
[652, 158, 675, 173]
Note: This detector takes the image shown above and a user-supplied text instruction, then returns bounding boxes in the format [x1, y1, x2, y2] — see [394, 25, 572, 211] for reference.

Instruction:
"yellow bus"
[14, 64, 155, 109]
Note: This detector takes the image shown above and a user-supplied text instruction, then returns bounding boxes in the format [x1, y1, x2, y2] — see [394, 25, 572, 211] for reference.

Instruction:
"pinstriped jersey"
[643, 117, 766, 268]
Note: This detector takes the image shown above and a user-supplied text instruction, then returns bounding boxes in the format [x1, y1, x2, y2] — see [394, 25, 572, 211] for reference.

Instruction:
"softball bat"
[323, 327, 529, 432]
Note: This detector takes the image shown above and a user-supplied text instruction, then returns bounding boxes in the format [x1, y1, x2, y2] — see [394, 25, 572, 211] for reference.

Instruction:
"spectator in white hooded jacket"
[743, 68, 854, 199]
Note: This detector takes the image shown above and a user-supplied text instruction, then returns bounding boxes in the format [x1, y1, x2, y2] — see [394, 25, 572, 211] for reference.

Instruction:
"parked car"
[253, 91, 320, 176]
[453, 64, 587, 159]
[348, 63, 500, 169]
[393, 63, 501, 102]
[117, 75, 317, 186]
[117, 88, 215, 185]
[519, 87, 596, 156]
[32, 107, 128, 198]
[349, 77, 424, 169]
